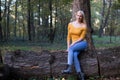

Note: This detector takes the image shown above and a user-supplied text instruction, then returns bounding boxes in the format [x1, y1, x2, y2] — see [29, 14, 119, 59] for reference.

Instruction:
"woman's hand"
[66, 48, 69, 52]
[70, 42, 76, 47]
[70, 40, 80, 47]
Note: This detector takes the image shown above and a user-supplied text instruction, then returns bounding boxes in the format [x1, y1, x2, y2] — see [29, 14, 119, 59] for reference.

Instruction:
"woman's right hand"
[66, 48, 69, 52]
[66, 50, 68, 52]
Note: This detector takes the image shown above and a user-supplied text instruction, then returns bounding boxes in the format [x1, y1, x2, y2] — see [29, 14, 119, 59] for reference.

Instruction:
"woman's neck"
[75, 20, 83, 24]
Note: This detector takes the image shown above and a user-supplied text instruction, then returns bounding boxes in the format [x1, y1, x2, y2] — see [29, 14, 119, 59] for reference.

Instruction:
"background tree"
[91, 0, 120, 42]
[27, 0, 31, 41]
[99, 0, 112, 37]
[0, 0, 3, 41]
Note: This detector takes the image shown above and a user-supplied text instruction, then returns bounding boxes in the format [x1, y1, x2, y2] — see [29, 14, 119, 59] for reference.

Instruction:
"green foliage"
[90, 0, 102, 33]
[90, 0, 120, 36]
[93, 35, 120, 48]
[118, 0, 120, 3]
[112, 0, 120, 9]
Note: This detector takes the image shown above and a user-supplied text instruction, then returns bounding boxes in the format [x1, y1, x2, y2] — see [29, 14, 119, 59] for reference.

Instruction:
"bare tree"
[0, 0, 3, 41]
[99, 0, 112, 37]
[27, 0, 31, 41]
[49, 0, 55, 43]
[6, 0, 12, 40]
[2, 0, 12, 41]
[14, 0, 18, 39]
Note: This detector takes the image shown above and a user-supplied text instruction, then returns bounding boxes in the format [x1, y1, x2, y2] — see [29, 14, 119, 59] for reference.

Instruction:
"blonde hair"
[76, 10, 86, 24]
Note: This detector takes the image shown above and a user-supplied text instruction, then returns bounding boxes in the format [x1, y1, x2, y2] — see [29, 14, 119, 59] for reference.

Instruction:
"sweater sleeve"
[79, 27, 87, 40]
[67, 23, 71, 42]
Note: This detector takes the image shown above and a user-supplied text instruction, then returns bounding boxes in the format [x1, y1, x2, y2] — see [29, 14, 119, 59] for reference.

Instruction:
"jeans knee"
[68, 48, 72, 53]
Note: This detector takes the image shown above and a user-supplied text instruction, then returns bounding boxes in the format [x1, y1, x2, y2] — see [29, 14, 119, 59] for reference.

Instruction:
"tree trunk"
[0, 49, 3, 63]
[14, 0, 18, 39]
[21, 0, 26, 41]
[49, 0, 55, 43]
[3, 0, 7, 41]
[36, 0, 41, 41]
[99, 0, 112, 37]
[103, 0, 112, 29]
[0, 0, 3, 41]
[6, 0, 12, 40]
[99, 0, 105, 37]
[31, 8, 35, 41]
[27, 0, 31, 41]
[72, 0, 94, 50]
[38, 0, 41, 26]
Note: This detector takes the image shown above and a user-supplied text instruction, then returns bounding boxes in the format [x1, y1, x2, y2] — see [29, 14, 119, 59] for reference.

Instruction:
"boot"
[61, 65, 72, 74]
[77, 72, 85, 80]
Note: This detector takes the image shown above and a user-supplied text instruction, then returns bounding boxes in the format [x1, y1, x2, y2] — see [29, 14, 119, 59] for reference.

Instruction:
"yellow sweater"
[67, 23, 87, 43]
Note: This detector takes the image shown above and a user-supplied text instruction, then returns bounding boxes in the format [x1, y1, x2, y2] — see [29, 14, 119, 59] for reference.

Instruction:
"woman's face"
[76, 12, 83, 22]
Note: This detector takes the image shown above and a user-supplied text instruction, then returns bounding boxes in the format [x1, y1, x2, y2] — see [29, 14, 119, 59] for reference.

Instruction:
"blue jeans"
[68, 41, 87, 72]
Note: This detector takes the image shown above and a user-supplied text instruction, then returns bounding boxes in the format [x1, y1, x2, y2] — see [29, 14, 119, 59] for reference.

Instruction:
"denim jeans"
[67, 41, 88, 72]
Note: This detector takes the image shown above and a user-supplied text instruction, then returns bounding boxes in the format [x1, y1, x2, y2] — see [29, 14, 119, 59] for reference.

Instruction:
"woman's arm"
[66, 23, 71, 51]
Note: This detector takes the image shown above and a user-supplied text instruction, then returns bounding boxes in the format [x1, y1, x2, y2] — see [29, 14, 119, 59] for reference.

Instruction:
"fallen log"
[3, 47, 120, 79]
[0, 49, 11, 80]
[97, 47, 120, 77]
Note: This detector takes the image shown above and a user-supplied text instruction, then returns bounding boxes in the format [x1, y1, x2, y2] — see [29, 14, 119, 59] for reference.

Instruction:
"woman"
[62, 10, 88, 80]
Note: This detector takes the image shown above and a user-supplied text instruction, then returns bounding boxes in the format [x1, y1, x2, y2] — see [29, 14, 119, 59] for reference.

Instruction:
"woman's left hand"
[70, 42, 75, 47]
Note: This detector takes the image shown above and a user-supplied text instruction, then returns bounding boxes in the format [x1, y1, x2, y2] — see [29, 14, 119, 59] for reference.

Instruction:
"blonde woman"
[62, 10, 88, 80]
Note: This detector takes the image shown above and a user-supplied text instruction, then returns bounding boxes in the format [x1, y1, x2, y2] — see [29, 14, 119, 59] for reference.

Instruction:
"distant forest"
[0, 0, 120, 43]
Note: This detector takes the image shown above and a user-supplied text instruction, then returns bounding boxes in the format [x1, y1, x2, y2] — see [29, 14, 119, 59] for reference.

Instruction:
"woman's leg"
[71, 41, 87, 80]
[68, 41, 87, 66]
[67, 48, 74, 65]
[62, 41, 87, 74]
[73, 51, 85, 80]
[61, 46, 74, 73]
[73, 51, 81, 72]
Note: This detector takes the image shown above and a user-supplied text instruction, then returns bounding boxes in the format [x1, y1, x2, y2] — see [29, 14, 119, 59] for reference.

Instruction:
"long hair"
[76, 10, 86, 24]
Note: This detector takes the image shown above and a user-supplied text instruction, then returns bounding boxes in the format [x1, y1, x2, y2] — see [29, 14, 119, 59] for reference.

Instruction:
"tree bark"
[0, 0, 3, 41]
[103, 0, 112, 29]
[2, 0, 12, 41]
[14, 0, 18, 39]
[99, 0, 112, 37]
[30, 7, 35, 41]
[49, 0, 55, 43]
[0, 49, 3, 63]
[99, 0, 105, 37]
[6, 0, 12, 40]
[27, 0, 31, 41]
[21, 0, 26, 41]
